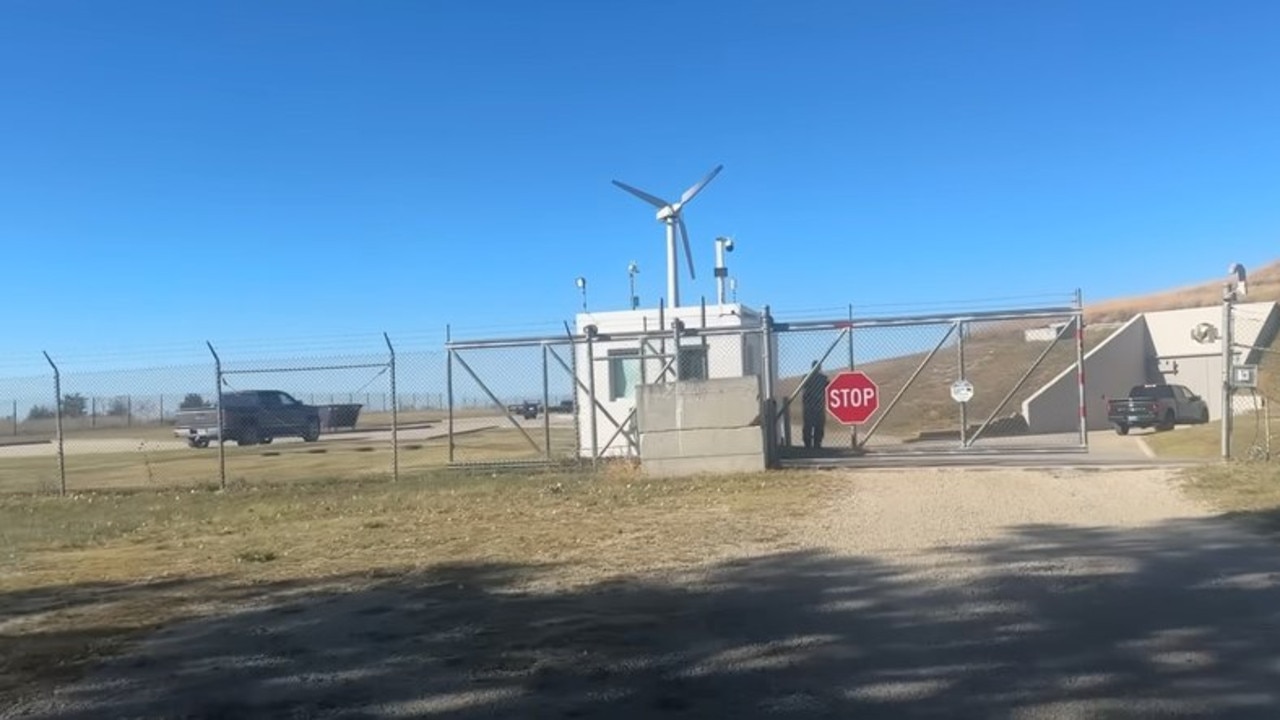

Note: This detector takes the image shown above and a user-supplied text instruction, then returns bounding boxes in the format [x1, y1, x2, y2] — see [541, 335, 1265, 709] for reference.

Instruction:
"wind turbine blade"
[678, 216, 696, 279]
[679, 164, 724, 205]
[611, 180, 669, 209]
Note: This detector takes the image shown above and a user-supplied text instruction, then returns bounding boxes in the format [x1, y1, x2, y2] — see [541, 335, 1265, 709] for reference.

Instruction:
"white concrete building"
[1024, 301, 1279, 433]
[573, 304, 767, 457]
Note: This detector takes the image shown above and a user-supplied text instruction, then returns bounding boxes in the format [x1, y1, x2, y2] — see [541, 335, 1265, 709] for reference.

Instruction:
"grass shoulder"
[1177, 461, 1280, 537]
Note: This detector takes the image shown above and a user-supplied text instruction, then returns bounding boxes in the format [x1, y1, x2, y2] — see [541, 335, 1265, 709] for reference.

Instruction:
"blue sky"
[3, 0, 1279, 374]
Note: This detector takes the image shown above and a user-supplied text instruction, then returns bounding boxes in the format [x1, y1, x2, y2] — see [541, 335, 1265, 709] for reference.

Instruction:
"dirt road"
[8, 466, 1280, 718]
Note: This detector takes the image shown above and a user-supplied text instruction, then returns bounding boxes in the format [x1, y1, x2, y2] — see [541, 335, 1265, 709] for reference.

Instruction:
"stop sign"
[826, 371, 879, 425]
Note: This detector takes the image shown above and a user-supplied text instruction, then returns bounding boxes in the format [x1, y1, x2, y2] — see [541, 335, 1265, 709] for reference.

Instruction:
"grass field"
[0, 466, 833, 709]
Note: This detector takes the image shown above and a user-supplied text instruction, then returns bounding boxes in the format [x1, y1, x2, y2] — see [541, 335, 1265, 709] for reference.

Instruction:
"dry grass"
[1086, 259, 1280, 324]
[1178, 462, 1280, 537]
[0, 466, 836, 706]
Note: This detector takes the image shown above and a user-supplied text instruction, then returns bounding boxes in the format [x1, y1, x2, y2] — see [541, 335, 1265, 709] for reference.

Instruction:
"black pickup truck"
[173, 390, 323, 447]
[1106, 383, 1210, 435]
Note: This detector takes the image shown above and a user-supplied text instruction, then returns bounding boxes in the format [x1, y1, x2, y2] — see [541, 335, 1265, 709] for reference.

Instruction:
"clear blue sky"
[3, 0, 1279, 372]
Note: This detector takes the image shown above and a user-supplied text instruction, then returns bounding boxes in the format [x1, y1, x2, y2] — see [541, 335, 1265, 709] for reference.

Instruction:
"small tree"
[105, 396, 130, 417]
[27, 405, 55, 421]
[180, 393, 208, 410]
[61, 393, 87, 418]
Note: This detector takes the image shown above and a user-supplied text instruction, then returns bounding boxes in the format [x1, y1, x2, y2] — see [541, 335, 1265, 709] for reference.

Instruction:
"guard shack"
[573, 303, 769, 460]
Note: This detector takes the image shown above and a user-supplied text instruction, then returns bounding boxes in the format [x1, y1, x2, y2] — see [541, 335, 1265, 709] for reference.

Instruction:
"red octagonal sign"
[826, 371, 880, 425]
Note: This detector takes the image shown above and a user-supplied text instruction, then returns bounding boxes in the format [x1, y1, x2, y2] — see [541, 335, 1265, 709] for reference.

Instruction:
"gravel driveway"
[9, 466, 1280, 719]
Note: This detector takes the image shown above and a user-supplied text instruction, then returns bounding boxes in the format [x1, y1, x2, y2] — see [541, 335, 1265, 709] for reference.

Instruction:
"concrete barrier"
[636, 376, 765, 477]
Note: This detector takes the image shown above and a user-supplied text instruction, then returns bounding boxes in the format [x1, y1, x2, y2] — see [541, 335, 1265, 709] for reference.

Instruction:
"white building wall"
[573, 304, 764, 458]
[1023, 315, 1149, 433]
[1024, 301, 1278, 432]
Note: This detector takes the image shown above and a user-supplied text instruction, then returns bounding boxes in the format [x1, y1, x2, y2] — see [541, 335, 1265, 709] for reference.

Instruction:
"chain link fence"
[0, 338, 463, 495]
[1226, 300, 1280, 461]
[445, 339, 578, 466]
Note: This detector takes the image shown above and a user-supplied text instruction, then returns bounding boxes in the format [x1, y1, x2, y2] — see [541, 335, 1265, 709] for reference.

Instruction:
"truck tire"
[188, 437, 210, 449]
[1157, 410, 1176, 432]
[1115, 424, 1129, 436]
[238, 425, 260, 446]
[302, 418, 321, 442]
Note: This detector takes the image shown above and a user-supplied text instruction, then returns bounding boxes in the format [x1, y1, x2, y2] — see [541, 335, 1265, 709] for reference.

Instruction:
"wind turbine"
[612, 164, 723, 308]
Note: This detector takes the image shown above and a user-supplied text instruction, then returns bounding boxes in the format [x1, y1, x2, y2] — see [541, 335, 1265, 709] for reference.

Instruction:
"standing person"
[801, 360, 829, 449]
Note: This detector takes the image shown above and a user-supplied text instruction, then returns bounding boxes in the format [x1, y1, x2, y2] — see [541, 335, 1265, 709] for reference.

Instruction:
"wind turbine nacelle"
[656, 205, 679, 221]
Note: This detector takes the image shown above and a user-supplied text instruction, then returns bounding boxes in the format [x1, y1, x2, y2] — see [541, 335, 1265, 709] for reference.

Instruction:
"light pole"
[575, 276, 588, 312]
[627, 261, 639, 310]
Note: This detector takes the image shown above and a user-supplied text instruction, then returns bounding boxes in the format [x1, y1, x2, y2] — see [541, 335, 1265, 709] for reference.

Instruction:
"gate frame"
[765, 298, 1087, 461]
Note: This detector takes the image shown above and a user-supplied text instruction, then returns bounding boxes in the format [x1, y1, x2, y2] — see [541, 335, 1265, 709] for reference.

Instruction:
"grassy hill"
[1087, 260, 1280, 324]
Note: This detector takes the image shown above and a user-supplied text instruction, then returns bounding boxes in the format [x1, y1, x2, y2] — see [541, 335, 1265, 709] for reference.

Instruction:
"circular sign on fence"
[950, 379, 975, 403]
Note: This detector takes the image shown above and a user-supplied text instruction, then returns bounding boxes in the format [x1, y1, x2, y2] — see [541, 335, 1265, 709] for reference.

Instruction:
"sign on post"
[950, 379, 974, 403]
[826, 371, 880, 425]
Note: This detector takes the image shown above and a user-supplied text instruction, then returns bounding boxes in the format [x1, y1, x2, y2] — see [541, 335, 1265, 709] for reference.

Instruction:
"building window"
[608, 348, 642, 400]
[678, 345, 708, 381]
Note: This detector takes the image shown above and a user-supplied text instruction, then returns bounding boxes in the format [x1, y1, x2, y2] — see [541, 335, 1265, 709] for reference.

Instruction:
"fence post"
[11, 399, 16, 436]
[542, 342, 552, 461]
[42, 352, 66, 496]
[91, 396, 97, 429]
[158, 394, 164, 424]
[446, 325, 455, 464]
[207, 341, 226, 490]
[586, 325, 599, 466]
[847, 304, 857, 449]
[1222, 283, 1234, 460]
[958, 321, 968, 447]
[1075, 290, 1089, 450]
[761, 306, 776, 465]
[384, 333, 399, 482]
[127, 395, 133, 427]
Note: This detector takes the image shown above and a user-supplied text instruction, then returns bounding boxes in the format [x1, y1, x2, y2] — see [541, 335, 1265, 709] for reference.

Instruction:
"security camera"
[724, 239, 734, 252]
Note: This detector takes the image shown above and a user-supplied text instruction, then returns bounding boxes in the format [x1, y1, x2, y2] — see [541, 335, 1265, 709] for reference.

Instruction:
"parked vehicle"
[505, 401, 541, 420]
[172, 390, 323, 447]
[1106, 383, 1210, 435]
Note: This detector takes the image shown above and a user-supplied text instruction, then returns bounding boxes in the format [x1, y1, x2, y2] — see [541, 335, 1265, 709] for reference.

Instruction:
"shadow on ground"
[6, 512, 1280, 719]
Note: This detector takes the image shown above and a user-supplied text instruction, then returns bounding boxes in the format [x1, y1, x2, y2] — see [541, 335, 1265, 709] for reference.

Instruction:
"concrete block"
[640, 427, 763, 460]
[642, 454, 766, 477]
[638, 376, 761, 433]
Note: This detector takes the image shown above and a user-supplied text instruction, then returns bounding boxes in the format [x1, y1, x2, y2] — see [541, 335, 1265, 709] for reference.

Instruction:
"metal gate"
[768, 298, 1088, 462]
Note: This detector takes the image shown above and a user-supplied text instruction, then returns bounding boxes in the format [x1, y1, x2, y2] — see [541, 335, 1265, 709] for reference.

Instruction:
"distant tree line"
[23, 392, 209, 421]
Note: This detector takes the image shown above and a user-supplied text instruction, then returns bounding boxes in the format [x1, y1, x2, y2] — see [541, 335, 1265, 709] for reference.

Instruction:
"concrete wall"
[637, 376, 765, 477]
[1023, 314, 1150, 433]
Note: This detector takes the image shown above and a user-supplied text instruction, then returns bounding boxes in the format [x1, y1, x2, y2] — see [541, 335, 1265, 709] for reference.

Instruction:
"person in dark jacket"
[801, 360, 829, 449]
